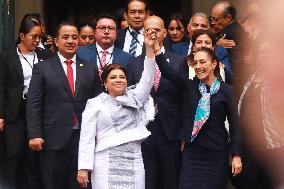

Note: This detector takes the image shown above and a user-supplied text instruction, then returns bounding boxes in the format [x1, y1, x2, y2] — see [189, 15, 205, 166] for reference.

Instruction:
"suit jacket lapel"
[89, 44, 98, 65]
[51, 55, 74, 99]
[74, 57, 84, 98]
[155, 52, 171, 94]
[11, 47, 24, 81]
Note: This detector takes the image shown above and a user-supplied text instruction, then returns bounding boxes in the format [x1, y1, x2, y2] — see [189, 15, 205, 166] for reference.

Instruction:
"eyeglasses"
[96, 26, 117, 32]
[210, 16, 225, 22]
[26, 34, 42, 40]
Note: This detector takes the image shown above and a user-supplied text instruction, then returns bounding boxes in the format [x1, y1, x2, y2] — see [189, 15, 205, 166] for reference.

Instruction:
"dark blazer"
[114, 27, 146, 56]
[77, 44, 132, 68]
[0, 46, 53, 122]
[156, 53, 241, 155]
[217, 21, 250, 95]
[127, 51, 184, 141]
[26, 54, 102, 150]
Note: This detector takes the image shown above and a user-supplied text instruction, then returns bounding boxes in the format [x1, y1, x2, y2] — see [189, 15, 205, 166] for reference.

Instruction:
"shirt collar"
[17, 46, 36, 56]
[160, 46, 165, 54]
[129, 27, 144, 35]
[57, 52, 76, 64]
[96, 43, 114, 54]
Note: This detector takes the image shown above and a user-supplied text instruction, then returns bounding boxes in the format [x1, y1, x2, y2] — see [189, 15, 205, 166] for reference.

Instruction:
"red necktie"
[65, 60, 77, 127]
[98, 50, 107, 78]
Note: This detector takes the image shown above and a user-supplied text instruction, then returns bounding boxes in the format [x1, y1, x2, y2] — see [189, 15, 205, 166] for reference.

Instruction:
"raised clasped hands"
[144, 28, 161, 58]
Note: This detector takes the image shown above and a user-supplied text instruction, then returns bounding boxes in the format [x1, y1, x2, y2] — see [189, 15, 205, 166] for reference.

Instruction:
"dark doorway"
[44, 0, 184, 36]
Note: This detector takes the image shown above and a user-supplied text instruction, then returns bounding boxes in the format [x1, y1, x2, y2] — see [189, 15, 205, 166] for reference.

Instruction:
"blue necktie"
[129, 31, 138, 56]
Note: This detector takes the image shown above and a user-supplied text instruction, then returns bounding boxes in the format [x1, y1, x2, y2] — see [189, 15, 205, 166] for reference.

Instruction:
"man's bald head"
[144, 16, 167, 46]
[144, 16, 165, 29]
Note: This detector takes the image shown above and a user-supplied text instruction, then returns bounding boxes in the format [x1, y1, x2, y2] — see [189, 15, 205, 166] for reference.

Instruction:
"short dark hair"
[191, 29, 217, 46]
[126, 0, 148, 12]
[101, 63, 128, 85]
[223, 4, 237, 20]
[55, 21, 77, 38]
[92, 13, 117, 29]
[216, 1, 237, 21]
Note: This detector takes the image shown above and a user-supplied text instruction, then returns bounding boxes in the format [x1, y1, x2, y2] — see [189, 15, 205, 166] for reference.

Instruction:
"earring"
[105, 87, 108, 92]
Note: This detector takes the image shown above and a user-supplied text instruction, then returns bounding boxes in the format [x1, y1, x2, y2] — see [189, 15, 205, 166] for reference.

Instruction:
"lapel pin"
[80, 64, 84, 67]
[166, 58, 170, 62]
[39, 59, 43, 62]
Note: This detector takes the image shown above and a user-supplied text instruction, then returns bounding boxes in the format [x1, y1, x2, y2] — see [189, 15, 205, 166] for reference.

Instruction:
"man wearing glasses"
[211, 0, 249, 98]
[77, 14, 133, 77]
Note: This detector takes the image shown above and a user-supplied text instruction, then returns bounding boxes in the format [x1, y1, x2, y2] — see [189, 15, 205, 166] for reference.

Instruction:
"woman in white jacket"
[77, 29, 157, 189]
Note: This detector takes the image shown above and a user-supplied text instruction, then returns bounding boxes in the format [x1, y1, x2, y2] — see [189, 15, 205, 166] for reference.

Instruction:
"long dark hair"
[166, 12, 188, 42]
[194, 47, 222, 81]
[16, 14, 41, 44]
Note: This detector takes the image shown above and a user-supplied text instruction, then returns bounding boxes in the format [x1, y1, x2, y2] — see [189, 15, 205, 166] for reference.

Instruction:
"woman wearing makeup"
[77, 29, 157, 189]
[154, 45, 242, 189]
[0, 14, 53, 189]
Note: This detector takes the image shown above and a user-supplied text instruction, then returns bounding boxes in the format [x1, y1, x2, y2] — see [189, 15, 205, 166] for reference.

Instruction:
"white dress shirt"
[96, 43, 114, 68]
[123, 27, 144, 57]
[57, 52, 77, 90]
[17, 48, 39, 95]
[187, 40, 193, 55]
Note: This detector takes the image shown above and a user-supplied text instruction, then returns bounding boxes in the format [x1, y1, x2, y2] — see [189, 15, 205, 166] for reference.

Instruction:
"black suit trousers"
[40, 130, 84, 189]
[3, 100, 43, 189]
[142, 115, 181, 189]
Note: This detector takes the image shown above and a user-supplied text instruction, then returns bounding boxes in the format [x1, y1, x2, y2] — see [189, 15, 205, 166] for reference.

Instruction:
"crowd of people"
[0, 0, 283, 189]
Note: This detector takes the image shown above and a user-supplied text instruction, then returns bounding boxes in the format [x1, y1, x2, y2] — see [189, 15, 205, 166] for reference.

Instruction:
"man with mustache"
[115, 0, 148, 57]
[77, 14, 133, 75]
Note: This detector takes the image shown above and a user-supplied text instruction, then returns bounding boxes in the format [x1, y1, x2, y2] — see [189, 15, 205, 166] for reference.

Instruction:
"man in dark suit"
[77, 14, 132, 71]
[127, 16, 184, 189]
[115, 0, 148, 57]
[27, 21, 102, 189]
[211, 1, 249, 97]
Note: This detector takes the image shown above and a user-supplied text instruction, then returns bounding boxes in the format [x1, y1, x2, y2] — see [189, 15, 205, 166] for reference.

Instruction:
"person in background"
[116, 8, 129, 30]
[77, 14, 133, 78]
[29, 13, 55, 53]
[164, 12, 189, 56]
[155, 46, 242, 189]
[77, 22, 95, 46]
[187, 29, 233, 84]
[0, 14, 53, 189]
[127, 15, 184, 189]
[26, 21, 102, 189]
[77, 29, 157, 189]
[115, 0, 148, 57]
[211, 1, 249, 98]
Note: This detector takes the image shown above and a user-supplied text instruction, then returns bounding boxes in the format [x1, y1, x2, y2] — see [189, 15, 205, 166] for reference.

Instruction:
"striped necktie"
[129, 31, 138, 56]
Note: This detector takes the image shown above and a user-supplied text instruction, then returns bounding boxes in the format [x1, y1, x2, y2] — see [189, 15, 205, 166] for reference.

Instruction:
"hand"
[77, 169, 89, 187]
[232, 155, 242, 176]
[217, 34, 235, 49]
[219, 62, 225, 69]
[0, 119, 4, 132]
[144, 29, 158, 59]
[29, 138, 44, 151]
[180, 141, 186, 152]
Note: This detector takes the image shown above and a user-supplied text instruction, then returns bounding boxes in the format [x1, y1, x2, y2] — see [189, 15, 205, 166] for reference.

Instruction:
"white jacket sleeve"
[78, 98, 99, 171]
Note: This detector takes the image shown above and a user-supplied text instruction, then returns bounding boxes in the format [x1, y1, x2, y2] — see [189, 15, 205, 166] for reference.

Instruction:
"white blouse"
[78, 57, 155, 171]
